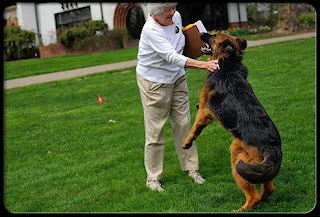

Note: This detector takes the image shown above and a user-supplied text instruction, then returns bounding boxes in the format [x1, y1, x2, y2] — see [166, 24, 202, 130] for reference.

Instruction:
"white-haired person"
[136, 2, 219, 192]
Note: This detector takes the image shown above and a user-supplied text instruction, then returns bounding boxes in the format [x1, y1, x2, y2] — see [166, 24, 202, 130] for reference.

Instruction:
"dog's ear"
[221, 39, 235, 53]
[200, 33, 212, 44]
[237, 38, 247, 50]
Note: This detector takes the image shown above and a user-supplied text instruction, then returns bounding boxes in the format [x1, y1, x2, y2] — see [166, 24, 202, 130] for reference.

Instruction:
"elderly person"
[137, 2, 219, 192]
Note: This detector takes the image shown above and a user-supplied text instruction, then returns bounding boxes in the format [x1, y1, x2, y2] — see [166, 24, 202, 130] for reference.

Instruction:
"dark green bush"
[108, 28, 128, 45]
[59, 20, 128, 52]
[60, 21, 110, 48]
[59, 27, 90, 48]
[299, 12, 315, 29]
[4, 25, 36, 60]
[72, 28, 128, 52]
[85, 20, 108, 35]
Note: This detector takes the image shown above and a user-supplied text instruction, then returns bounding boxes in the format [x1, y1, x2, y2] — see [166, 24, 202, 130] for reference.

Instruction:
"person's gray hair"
[147, 2, 178, 16]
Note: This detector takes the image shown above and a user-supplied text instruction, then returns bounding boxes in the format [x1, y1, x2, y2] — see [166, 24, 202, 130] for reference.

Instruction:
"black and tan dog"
[182, 33, 282, 212]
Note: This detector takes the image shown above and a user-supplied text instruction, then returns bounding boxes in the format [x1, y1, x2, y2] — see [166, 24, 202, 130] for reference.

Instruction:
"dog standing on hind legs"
[182, 33, 283, 212]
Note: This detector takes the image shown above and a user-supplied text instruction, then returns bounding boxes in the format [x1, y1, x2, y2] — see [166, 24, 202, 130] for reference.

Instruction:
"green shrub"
[85, 20, 108, 35]
[60, 21, 110, 48]
[208, 26, 273, 37]
[59, 21, 128, 51]
[72, 35, 117, 52]
[108, 28, 128, 45]
[72, 28, 128, 52]
[59, 27, 90, 48]
[3, 25, 36, 60]
[299, 12, 315, 29]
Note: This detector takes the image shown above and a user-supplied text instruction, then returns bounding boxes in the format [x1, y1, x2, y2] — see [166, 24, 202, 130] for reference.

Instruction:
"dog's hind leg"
[230, 139, 261, 212]
[260, 181, 275, 201]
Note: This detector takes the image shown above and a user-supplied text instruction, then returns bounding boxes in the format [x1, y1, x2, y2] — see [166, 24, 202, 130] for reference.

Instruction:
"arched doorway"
[126, 6, 145, 39]
[114, 3, 145, 39]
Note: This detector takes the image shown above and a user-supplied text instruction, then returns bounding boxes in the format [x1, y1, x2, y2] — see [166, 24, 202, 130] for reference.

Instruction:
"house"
[4, 2, 248, 47]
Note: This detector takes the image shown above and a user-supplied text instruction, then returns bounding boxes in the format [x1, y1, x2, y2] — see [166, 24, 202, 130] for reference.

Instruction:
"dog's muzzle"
[200, 43, 213, 56]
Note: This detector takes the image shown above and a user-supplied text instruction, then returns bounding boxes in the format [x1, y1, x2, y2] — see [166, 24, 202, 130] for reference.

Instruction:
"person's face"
[154, 6, 176, 26]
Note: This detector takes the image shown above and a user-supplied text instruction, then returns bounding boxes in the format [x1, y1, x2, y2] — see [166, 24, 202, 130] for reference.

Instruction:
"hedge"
[60, 20, 109, 48]
[299, 12, 316, 29]
[3, 25, 36, 60]
[59, 27, 90, 48]
[85, 20, 108, 35]
[59, 20, 128, 51]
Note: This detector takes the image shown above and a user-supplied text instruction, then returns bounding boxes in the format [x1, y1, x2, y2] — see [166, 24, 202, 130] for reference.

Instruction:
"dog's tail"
[236, 144, 282, 184]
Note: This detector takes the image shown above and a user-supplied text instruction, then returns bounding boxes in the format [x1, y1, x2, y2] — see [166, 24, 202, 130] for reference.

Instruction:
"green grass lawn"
[3, 46, 138, 80]
[4, 38, 315, 213]
[3, 32, 312, 80]
[238, 32, 296, 41]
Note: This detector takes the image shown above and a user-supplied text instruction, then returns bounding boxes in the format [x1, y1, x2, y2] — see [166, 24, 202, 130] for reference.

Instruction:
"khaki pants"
[137, 74, 199, 181]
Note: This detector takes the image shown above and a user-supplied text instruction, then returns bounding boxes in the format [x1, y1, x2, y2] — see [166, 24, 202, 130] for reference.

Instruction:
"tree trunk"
[277, 3, 302, 33]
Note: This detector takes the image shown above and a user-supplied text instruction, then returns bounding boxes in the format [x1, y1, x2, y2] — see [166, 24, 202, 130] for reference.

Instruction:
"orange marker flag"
[98, 94, 104, 105]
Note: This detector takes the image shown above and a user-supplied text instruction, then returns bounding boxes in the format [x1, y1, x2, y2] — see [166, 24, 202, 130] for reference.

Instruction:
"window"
[55, 6, 91, 38]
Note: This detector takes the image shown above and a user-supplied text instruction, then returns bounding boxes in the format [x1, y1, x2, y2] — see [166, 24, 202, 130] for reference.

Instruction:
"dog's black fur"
[201, 33, 282, 184]
[183, 33, 283, 211]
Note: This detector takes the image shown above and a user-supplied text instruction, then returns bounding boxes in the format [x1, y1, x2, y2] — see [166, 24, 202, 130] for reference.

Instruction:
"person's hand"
[206, 59, 219, 72]
[185, 58, 219, 72]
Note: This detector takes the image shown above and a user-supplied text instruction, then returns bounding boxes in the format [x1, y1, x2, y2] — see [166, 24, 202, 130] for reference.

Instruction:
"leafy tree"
[246, 3, 278, 29]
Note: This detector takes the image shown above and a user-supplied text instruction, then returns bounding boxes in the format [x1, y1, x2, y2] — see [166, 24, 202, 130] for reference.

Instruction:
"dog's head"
[200, 33, 247, 61]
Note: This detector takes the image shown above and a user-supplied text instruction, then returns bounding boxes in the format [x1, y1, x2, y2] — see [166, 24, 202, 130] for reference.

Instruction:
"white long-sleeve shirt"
[136, 11, 188, 84]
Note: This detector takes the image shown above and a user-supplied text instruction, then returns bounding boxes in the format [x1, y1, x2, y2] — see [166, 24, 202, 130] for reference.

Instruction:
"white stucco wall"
[37, 2, 119, 45]
[16, 3, 37, 33]
[17, 2, 120, 46]
[16, 3, 42, 46]
[101, 3, 117, 30]
[16, 2, 246, 46]
[37, 3, 64, 46]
